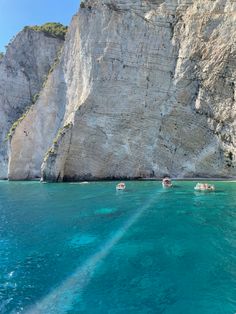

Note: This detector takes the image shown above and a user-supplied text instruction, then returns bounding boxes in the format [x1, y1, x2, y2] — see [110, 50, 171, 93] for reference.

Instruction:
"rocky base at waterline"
[1, 0, 236, 181]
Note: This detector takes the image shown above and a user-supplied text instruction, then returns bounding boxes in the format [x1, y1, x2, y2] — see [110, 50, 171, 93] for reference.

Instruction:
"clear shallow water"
[0, 181, 235, 314]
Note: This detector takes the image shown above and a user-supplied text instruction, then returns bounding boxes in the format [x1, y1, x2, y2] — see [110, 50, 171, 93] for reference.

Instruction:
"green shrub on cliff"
[6, 107, 31, 141]
[24, 23, 68, 40]
[80, 1, 86, 8]
[0, 52, 4, 60]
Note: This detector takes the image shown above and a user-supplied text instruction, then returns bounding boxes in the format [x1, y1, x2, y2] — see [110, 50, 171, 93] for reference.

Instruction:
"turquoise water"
[0, 181, 235, 314]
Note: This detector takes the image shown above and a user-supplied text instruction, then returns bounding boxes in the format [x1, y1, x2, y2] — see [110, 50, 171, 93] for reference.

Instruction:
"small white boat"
[194, 183, 215, 192]
[116, 182, 126, 191]
[162, 178, 172, 188]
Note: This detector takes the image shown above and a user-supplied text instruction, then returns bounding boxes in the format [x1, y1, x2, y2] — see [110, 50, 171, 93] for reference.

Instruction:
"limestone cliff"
[5, 0, 236, 180]
[0, 26, 64, 179]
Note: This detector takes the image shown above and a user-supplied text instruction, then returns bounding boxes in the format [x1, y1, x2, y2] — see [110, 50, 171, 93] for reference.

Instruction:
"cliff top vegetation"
[24, 23, 68, 40]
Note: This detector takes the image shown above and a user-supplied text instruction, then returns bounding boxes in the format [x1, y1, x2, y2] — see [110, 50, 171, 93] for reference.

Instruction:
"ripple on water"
[95, 207, 118, 215]
[69, 234, 97, 248]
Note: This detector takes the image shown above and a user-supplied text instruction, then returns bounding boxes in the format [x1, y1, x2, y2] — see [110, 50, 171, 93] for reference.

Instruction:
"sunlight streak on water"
[25, 191, 162, 314]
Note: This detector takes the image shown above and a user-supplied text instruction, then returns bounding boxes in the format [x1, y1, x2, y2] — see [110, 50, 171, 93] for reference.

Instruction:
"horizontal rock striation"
[4, 0, 236, 180]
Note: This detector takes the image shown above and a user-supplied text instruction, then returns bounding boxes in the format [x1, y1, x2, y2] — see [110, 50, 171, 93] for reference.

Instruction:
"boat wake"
[25, 190, 162, 314]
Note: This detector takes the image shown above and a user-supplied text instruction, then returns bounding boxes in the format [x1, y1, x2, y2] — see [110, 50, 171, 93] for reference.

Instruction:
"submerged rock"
[2, 0, 236, 180]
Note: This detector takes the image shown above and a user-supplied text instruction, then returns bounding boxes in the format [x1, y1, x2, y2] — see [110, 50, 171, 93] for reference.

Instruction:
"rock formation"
[0, 27, 64, 179]
[2, 0, 236, 181]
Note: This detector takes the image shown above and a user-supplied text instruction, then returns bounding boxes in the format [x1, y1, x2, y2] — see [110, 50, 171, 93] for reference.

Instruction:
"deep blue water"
[0, 181, 235, 314]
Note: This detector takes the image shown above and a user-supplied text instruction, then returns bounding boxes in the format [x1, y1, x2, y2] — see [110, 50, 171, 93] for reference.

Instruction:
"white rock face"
[0, 29, 64, 179]
[7, 0, 236, 180]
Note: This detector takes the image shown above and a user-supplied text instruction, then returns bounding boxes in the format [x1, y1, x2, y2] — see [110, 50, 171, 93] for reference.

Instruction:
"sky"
[0, 0, 80, 52]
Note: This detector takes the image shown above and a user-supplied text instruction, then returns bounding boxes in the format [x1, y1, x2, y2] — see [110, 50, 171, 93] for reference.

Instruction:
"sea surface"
[0, 181, 235, 314]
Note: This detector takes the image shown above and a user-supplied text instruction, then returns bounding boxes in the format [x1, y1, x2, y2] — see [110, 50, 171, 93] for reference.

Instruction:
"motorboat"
[162, 177, 172, 188]
[194, 183, 215, 192]
[116, 182, 126, 191]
